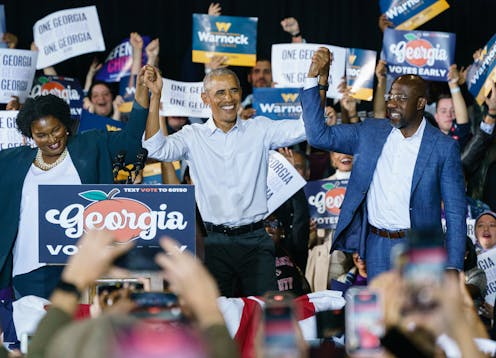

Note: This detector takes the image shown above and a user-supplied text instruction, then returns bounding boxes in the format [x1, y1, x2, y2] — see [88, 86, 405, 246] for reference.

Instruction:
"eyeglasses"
[384, 94, 409, 103]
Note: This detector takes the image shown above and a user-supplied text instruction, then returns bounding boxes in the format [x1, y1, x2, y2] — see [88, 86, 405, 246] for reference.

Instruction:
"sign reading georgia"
[383, 28, 455, 81]
[39, 184, 196, 263]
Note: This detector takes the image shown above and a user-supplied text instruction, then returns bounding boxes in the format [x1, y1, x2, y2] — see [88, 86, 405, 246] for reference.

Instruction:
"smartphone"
[345, 287, 384, 356]
[402, 228, 447, 312]
[263, 292, 299, 358]
[316, 309, 345, 338]
[130, 292, 182, 321]
[95, 278, 144, 296]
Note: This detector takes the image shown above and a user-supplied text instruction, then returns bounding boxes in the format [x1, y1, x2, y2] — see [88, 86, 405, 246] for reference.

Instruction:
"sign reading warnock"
[304, 180, 348, 230]
[252, 88, 301, 120]
[383, 28, 455, 81]
[39, 184, 195, 264]
[380, 0, 450, 30]
[192, 14, 257, 67]
[466, 34, 496, 105]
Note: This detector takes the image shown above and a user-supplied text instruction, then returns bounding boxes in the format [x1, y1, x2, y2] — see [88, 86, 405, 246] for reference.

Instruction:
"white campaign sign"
[0, 49, 37, 103]
[160, 78, 211, 118]
[477, 247, 496, 305]
[0, 111, 34, 150]
[271, 43, 346, 99]
[266, 150, 307, 217]
[33, 6, 105, 69]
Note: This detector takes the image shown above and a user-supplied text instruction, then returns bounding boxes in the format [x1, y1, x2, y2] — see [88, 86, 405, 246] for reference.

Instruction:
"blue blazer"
[0, 102, 148, 288]
[301, 86, 467, 270]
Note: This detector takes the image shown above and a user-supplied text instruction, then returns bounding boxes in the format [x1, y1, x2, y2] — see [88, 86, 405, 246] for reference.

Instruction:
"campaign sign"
[383, 28, 455, 81]
[160, 78, 211, 118]
[266, 151, 307, 217]
[380, 0, 450, 30]
[95, 36, 150, 83]
[477, 248, 496, 305]
[346, 48, 376, 101]
[78, 110, 125, 133]
[252, 88, 301, 120]
[304, 180, 348, 229]
[192, 14, 257, 67]
[271, 43, 346, 99]
[33, 6, 105, 69]
[0, 5, 6, 49]
[118, 75, 137, 113]
[0, 49, 37, 103]
[467, 34, 496, 105]
[30, 76, 84, 120]
[0, 110, 35, 150]
[39, 184, 196, 263]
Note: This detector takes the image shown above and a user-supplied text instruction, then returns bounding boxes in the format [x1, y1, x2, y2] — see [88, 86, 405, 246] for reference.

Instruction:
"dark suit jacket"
[0, 103, 147, 288]
[301, 86, 467, 269]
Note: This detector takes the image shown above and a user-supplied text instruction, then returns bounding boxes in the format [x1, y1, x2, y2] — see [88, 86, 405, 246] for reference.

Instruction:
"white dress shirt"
[143, 115, 305, 226]
[367, 119, 426, 230]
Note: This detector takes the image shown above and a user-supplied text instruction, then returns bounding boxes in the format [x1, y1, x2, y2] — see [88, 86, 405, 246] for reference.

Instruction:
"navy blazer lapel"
[67, 138, 92, 183]
[362, 120, 393, 187]
[411, 121, 437, 195]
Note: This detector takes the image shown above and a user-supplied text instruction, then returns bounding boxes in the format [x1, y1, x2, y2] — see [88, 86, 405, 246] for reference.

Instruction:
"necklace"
[34, 148, 68, 171]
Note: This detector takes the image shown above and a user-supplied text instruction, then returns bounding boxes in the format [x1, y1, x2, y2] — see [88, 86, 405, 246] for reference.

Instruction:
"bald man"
[300, 47, 466, 279]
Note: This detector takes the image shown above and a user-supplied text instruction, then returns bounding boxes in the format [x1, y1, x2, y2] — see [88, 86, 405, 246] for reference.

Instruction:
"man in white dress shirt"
[143, 67, 306, 296]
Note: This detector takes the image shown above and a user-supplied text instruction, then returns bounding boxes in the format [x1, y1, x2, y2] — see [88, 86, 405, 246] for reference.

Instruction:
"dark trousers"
[13, 266, 64, 299]
[204, 227, 277, 297]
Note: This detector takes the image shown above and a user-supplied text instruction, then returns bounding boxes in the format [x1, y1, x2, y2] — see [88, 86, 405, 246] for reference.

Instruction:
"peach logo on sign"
[30, 77, 81, 104]
[307, 182, 346, 215]
[389, 33, 448, 67]
[45, 188, 188, 241]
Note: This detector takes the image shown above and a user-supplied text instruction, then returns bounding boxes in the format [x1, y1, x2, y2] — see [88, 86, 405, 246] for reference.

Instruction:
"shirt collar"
[391, 117, 426, 140]
[205, 116, 242, 135]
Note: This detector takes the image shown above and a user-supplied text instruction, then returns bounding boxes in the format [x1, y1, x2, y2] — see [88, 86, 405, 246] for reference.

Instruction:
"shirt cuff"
[142, 130, 165, 153]
[480, 121, 495, 135]
[304, 77, 319, 90]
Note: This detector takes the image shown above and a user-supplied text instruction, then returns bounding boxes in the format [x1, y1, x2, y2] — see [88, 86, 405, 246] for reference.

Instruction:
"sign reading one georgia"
[0, 110, 34, 150]
[466, 34, 496, 105]
[252, 88, 301, 120]
[477, 248, 496, 305]
[95, 36, 150, 83]
[271, 43, 346, 99]
[30, 76, 84, 120]
[383, 28, 455, 81]
[0, 49, 37, 103]
[380, 0, 450, 30]
[160, 78, 211, 118]
[33, 6, 105, 69]
[39, 184, 196, 263]
[304, 180, 348, 230]
[346, 48, 377, 101]
[192, 14, 257, 67]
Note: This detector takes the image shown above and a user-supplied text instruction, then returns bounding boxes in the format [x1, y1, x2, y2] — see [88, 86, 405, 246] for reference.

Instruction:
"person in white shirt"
[143, 67, 306, 296]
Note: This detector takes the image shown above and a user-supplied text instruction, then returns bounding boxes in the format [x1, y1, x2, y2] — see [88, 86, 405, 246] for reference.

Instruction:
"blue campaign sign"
[252, 88, 301, 120]
[303, 180, 348, 230]
[380, 0, 450, 30]
[78, 110, 126, 133]
[29, 76, 84, 121]
[346, 48, 376, 101]
[0, 5, 5, 49]
[192, 14, 257, 67]
[383, 28, 455, 82]
[38, 184, 196, 264]
[467, 34, 496, 106]
[95, 36, 150, 83]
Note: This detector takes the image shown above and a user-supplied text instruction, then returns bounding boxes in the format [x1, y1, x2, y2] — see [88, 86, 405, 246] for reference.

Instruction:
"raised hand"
[143, 65, 163, 96]
[208, 2, 222, 16]
[129, 32, 143, 49]
[280, 17, 300, 36]
[378, 14, 393, 32]
[206, 55, 228, 71]
[308, 47, 331, 78]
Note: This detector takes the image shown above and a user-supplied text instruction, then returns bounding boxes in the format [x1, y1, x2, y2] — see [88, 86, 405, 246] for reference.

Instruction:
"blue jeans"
[365, 231, 407, 282]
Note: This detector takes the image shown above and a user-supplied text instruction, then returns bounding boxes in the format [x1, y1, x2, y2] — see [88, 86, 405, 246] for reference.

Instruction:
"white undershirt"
[13, 152, 81, 277]
[367, 119, 426, 230]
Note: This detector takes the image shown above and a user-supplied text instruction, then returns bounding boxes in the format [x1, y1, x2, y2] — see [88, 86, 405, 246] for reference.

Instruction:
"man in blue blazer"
[301, 48, 466, 279]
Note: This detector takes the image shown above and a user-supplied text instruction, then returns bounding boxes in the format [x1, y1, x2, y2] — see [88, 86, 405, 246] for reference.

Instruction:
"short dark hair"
[16, 94, 73, 138]
[88, 80, 113, 99]
[435, 93, 452, 110]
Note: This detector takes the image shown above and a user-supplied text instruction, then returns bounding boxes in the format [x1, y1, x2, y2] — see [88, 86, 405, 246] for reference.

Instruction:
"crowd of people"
[0, 2, 495, 357]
